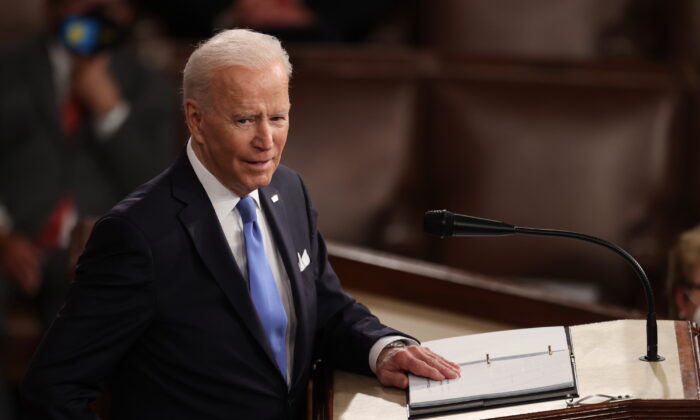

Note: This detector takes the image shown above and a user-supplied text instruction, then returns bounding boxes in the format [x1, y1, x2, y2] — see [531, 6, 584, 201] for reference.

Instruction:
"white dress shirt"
[186, 140, 413, 378]
[187, 140, 297, 383]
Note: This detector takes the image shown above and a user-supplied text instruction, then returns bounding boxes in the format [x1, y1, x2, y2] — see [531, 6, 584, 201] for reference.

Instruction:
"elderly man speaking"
[22, 29, 460, 419]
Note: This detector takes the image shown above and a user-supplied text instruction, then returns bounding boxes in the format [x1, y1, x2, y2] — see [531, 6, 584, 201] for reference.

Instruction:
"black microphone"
[424, 210, 516, 237]
[424, 209, 664, 363]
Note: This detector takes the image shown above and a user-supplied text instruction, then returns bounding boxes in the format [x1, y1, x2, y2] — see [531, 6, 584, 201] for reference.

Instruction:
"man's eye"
[271, 116, 286, 122]
[236, 118, 253, 124]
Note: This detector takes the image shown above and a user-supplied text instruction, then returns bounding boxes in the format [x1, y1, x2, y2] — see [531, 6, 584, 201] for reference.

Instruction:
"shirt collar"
[186, 138, 260, 222]
[47, 40, 72, 104]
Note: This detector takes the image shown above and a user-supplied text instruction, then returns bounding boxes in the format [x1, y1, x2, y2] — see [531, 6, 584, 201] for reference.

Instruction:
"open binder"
[407, 326, 578, 418]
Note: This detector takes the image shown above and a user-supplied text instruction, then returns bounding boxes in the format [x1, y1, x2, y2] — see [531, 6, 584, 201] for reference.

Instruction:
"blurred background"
[3, 0, 700, 417]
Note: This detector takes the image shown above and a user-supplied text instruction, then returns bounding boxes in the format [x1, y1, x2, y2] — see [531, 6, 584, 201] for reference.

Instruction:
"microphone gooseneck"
[424, 209, 664, 362]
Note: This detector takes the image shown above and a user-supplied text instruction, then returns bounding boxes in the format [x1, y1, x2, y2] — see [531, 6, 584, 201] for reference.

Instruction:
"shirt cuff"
[369, 335, 419, 374]
[94, 101, 130, 140]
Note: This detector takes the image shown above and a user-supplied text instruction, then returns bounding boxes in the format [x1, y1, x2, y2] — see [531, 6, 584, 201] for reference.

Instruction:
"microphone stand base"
[639, 355, 665, 362]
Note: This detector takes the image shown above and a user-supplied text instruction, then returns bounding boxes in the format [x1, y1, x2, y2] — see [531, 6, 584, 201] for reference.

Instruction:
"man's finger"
[427, 357, 460, 379]
[429, 354, 461, 375]
[406, 347, 460, 378]
[420, 347, 461, 371]
[404, 356, 445, 382]
[376, 345, 462, 390]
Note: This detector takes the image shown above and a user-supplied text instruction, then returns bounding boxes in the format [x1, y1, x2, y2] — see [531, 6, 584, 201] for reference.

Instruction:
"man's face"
[188, 63, 290, 197]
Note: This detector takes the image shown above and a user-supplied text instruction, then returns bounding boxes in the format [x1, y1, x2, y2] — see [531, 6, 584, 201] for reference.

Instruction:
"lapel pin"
[271, 194, 279, 203]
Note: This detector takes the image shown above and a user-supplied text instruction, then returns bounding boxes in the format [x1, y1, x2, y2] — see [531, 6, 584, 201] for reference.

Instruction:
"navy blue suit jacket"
[22, 153, 401, 419]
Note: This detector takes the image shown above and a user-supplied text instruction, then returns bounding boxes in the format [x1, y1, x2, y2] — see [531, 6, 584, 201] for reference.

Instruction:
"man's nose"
[253, 120, 274, 149]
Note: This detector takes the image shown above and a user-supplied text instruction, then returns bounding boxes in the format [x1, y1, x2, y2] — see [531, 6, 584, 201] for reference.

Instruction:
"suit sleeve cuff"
[369, 335, 419, 374]
[94, 101, 130, 140]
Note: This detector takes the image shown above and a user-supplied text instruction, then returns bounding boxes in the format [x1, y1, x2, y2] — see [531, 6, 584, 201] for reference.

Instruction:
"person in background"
[0, 0, 177, 416]
[666, 225, 700, 322]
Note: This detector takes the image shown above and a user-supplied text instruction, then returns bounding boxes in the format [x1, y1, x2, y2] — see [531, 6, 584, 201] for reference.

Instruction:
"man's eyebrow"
[232, 112, 258, 119]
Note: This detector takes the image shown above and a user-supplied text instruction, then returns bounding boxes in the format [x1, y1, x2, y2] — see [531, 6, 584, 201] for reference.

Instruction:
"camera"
[58, 11, 123, 56]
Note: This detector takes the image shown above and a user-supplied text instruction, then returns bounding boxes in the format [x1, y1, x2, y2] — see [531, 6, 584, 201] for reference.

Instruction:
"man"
[0, 0, 176, 416]
[22, 29, 459, 419]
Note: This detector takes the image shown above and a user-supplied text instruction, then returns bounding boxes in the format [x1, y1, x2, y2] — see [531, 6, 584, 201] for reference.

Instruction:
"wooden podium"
[313, 244, 700, 419]
[314, 320, 700, 419]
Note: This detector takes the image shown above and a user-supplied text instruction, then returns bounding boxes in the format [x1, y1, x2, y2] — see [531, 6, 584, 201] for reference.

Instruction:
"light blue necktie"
[237, 196, 288, 380]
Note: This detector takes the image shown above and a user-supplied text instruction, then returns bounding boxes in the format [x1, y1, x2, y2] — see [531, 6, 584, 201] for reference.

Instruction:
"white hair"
[183, 29, 292, 105]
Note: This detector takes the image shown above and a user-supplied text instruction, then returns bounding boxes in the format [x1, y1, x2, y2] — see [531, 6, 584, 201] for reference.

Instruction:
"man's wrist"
[369, 335, 419, 374]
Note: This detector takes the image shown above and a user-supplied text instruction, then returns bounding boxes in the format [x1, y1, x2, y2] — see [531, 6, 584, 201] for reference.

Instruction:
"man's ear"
[676, 287, 689, 319]
[184, 98, 205, 143]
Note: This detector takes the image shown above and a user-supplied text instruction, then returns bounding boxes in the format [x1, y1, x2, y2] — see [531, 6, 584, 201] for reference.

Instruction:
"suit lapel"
[259, 184, 312, 388]
[170, 154, 279, 374]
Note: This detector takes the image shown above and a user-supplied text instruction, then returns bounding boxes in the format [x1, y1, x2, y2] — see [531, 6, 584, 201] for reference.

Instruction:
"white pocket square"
[297, 249, 311, 272]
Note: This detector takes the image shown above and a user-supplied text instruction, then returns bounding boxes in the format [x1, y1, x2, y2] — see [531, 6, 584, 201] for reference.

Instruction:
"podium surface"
[328, 320, 700, 419]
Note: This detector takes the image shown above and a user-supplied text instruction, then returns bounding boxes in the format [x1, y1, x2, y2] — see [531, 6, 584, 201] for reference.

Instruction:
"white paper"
[409, 326, 574, 407]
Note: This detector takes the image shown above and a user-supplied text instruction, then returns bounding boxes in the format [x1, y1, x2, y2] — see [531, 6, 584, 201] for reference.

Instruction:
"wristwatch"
[385, 340, 408, 349]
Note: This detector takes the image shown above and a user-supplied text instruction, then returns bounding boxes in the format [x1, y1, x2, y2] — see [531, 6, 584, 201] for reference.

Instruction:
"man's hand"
[0, 232, 42, 296]
[376, 345, 461, 389]
[72, 54, 122, 118]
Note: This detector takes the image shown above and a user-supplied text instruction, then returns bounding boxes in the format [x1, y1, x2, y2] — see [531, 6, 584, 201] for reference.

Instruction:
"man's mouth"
[243, 159, 272, 167]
